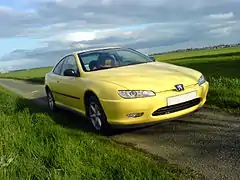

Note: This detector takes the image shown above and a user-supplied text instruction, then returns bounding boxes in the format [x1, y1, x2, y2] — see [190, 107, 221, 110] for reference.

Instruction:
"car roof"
[73, 46, 121, 55]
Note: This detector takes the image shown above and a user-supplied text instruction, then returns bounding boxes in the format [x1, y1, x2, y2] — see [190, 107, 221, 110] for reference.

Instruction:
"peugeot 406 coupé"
[44, 47, 209, 132]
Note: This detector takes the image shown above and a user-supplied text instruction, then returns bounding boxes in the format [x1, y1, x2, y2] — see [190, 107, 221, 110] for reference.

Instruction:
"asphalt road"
[0, 79, 240, 180]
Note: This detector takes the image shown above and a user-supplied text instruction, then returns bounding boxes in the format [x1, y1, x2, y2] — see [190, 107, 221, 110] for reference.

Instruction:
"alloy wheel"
[88, 102, 102, 130]
[47, 91, 55, 110]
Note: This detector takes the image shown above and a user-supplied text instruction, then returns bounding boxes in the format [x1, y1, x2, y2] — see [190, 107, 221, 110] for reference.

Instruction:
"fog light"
[126, 112, 144, 118]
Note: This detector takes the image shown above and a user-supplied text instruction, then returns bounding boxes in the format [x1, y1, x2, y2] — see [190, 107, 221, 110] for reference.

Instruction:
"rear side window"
[53, 58, 65, 75]
[60, 55, 79, 76]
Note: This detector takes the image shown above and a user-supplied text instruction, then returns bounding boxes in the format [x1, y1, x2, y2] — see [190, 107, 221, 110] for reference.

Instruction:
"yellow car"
[44, 47, 209, 132]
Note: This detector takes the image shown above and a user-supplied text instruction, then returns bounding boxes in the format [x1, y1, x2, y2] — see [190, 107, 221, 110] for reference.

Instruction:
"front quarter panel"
[80, 78, 125, 101]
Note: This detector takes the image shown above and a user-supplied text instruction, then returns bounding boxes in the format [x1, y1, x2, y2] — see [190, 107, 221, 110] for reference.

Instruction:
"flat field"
[0, 67, 51, 84]
[0, 47, 239, 113]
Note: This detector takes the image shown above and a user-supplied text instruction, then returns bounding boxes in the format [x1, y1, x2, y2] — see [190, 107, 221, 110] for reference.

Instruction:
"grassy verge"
[0, 86, 200, 180]
[155, 49, 240, 114]
[0, 67, 52, 84]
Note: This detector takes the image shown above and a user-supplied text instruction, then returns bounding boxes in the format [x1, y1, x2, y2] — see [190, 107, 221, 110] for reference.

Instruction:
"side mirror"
[149, 56, 156, 62]
[63, 69, 76, 77]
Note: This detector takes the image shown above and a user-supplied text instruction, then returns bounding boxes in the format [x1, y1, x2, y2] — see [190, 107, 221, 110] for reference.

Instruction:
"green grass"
[0, 86, 200, 180]
[0, 67, 52, 84]
[155, 47, 240, 61]
[155, 47, 240, 113]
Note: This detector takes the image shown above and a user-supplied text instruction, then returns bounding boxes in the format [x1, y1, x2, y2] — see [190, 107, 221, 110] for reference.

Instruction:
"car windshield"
[78, 48, 153, 72]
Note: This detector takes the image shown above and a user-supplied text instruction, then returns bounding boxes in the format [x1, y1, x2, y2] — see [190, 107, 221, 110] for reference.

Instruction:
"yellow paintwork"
[45, 51, 209, 126]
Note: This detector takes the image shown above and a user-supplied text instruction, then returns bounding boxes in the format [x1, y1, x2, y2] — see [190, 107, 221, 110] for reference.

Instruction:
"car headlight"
[117, 90, 156, 99]
[198, 74, 206, 85]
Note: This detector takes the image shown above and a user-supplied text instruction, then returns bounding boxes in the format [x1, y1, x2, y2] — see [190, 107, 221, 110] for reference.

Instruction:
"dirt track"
[0, 79, 240, 180]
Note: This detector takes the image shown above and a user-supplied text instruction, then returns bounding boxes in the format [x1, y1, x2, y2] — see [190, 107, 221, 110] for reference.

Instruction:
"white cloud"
[0, 0, 238, 38]
[209, 27, 233, 37]
[84, 12, 95, 17]
[0, 58, 41, 72]
[49, 0, 89, 8]
[0, 0, 240, 72]
[64, 32, 96, 42]
[102, 0, 112, 6]
[123, 31, 133, 35]
[208, 20, 236, 28]
[0, 6, 13, 13]
[207, 12, 234, 20]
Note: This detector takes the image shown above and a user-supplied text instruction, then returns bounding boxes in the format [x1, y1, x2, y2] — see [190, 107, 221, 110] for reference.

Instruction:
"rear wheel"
[46, 89, 58, 112]
[86, 95, 109, 132]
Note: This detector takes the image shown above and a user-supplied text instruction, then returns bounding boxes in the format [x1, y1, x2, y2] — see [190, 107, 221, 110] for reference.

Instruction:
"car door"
[49, 57, 66, 103]
[58, 55, 85, 111]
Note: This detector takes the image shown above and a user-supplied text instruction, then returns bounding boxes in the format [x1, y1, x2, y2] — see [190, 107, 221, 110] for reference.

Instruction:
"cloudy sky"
[0, 0, 239, 72]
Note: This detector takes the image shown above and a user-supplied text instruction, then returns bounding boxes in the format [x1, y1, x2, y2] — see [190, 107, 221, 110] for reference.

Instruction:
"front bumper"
[100, 82, 209, 125]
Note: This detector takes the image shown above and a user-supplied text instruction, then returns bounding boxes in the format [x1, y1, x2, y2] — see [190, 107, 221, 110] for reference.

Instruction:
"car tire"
[46, 89, 58, 112]
[86, 95, 109, 133]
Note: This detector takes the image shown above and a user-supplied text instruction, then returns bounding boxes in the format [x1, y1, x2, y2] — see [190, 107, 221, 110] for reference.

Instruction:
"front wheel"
[46, 89, 58, 112]
[86, 95, 109, 133]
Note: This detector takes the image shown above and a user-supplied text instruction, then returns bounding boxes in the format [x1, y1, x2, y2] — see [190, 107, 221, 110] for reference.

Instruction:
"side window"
[80, 53, 99, 71]
[60, 55, 79, 76]
[53, 58, 65, 75]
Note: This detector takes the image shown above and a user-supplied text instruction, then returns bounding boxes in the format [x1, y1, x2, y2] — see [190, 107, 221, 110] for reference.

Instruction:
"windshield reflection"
[78, 48, 153, 72]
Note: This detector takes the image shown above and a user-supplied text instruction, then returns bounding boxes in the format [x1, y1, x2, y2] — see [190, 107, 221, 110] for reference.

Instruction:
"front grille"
[152, 98, 201, 116]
